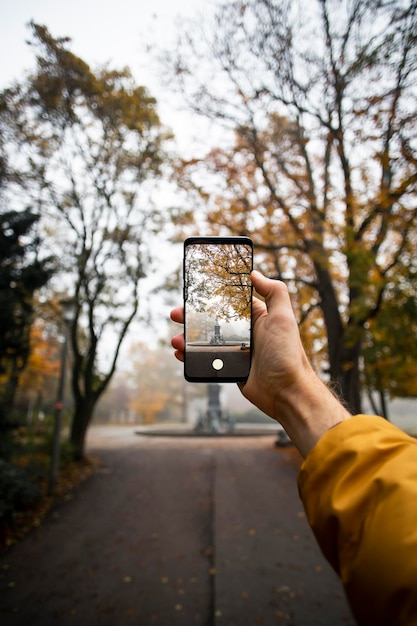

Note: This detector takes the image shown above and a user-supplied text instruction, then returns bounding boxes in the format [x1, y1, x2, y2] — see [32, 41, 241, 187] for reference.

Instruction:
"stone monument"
[194, 383, 234, 433]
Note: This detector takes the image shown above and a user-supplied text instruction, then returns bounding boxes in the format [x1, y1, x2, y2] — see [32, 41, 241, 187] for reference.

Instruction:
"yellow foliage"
[18, 319, 61, 394]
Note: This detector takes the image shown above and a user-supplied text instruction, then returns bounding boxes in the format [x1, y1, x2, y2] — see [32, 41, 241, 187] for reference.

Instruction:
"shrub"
[0, 459, 41, 524]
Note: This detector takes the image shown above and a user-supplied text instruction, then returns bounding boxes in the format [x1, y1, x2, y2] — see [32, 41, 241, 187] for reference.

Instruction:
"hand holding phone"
[183, 236, 253, 382]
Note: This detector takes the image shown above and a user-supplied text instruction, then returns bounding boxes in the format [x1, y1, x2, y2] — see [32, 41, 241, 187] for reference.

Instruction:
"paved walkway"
[0, 427, 356, 625]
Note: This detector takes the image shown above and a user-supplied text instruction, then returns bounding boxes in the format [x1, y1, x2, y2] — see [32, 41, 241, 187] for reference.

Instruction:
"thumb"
[251, 271, 291, 315]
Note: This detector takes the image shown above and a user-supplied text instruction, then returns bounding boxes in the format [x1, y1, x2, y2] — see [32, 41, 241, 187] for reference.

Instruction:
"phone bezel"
[183, 236, 253, 383]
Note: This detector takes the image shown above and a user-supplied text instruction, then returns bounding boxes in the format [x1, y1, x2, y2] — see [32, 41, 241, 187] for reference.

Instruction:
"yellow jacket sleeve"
[298, 415, 417, 626]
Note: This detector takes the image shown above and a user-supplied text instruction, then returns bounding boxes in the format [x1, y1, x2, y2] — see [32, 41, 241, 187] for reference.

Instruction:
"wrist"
[273, 366, 351, 458]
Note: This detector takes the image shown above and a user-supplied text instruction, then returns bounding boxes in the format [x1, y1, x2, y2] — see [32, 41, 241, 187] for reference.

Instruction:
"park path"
[0, 427, 356, 625]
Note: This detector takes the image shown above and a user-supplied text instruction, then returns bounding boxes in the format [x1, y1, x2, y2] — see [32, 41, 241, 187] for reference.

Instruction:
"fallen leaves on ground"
[0, 454, 99, 551]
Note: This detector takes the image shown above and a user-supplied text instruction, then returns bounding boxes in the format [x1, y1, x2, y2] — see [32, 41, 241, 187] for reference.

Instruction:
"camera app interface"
[184, 240, 252, 380]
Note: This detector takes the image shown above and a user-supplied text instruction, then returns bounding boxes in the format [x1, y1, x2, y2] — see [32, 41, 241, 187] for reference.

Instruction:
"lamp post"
[48, 298, 76, 496]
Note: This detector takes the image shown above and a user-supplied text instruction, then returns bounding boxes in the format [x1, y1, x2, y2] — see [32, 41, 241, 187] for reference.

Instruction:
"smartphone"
[183, 236, 253, 382]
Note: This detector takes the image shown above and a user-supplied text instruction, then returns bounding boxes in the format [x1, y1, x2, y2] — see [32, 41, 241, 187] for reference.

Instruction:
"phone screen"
[183, 236, 253, 382]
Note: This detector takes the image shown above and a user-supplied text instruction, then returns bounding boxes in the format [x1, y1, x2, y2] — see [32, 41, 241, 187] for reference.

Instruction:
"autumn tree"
[1, 24, 172, 458]
[15, 300, 63, 420]
[161, 0, 417, 412]
[100, 340, 188, 425]
[362, 242, 417, 417]
[184, 242, 252, 321]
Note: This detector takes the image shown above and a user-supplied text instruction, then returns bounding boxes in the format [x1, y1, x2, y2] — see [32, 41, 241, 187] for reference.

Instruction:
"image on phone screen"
[184, 237, 253, 382]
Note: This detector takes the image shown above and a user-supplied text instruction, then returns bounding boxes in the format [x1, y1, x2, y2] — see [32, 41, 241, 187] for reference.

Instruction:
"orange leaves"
[124, 342, 183, 424]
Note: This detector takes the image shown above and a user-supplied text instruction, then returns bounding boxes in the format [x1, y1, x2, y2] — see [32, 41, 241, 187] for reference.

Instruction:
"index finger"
[170, 306, 184, 324]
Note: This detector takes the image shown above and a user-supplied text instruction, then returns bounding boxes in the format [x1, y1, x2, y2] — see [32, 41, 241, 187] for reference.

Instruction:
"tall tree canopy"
[163, 0, 417, 412]
[1, 23, 172, 458]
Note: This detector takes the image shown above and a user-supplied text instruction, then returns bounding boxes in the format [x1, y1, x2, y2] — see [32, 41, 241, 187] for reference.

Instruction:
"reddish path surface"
[0, 427, 356, 625]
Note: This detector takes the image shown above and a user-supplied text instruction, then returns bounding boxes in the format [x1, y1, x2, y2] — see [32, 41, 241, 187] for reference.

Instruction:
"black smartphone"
[183, 236, 253, 383]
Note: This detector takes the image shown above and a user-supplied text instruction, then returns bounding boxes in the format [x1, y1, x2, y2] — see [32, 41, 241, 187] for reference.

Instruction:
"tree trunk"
[315, 263, 363, 414]
[70, 396, 96, 460]
[379, 390, 389, 420]
[339, 343, 362, 415]
[366, 388, 380, 416]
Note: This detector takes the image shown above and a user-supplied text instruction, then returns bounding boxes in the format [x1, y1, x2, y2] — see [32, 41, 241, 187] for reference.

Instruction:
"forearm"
[270, 365, 351, 458]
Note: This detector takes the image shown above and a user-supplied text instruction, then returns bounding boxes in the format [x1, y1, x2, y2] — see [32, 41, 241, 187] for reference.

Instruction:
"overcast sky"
[0, 0, 217, 146]
[0, 0, 208, 83]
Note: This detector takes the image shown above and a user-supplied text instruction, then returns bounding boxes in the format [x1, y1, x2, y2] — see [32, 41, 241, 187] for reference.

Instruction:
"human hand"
[170, 270, 350, 457]
[243, 272, 351, 454]
[238, 271, 310, 416]
[170, 306, 185, 362]
[169, 270, 301, 390]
